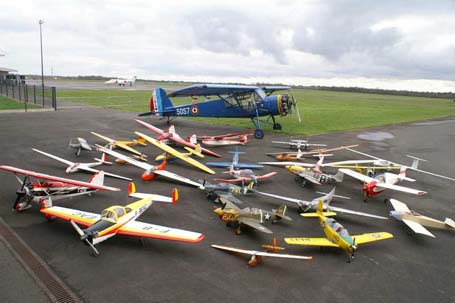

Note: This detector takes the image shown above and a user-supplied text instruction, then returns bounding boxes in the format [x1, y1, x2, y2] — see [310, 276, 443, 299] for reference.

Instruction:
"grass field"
[57, 87, 455, 135]
[0, 96, 41, 110]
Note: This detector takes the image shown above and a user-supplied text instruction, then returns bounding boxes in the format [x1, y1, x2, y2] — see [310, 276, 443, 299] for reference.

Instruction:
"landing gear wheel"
[235, 228, 242, 235]
[273, 123, 282, 130]
[254, 129, 264, 139]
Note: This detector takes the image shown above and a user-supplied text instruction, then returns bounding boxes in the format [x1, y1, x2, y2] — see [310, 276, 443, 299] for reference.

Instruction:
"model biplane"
[388, 199, 455, 237]
[134, 131, 215, 174]
[96, 145, 201, 187]
[211, 242, 312, 266]
[69, 137, 92, 156]
[255, 187, 387, 219]
[41, 185, 204, 255]
[91, 131, 147, 158]
[214, 195, 291, 235]
[340, 167, 426, 201]
[207, 149, 263, 169]
[138, 84, 301, 139]
[0, 165, 120, 211]
[285, 200, 393, 262]
[135, 119, 221, 158]
[32, 148, 131, 181]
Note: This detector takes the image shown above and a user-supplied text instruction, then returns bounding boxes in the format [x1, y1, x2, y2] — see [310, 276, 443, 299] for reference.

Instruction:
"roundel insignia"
[190, 105, 200, 116]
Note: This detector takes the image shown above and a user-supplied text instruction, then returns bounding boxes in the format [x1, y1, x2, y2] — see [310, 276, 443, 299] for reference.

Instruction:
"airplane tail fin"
[334, 170, 344, 182]
[156, 156, 167, 170]
[189, 134, 198, 145]
[94, 153, 113, 165]
[406, 155, 427, 169]
[128, 182, 178, 204]
[390, 167, 415, 182]
[88, 171, 105, 186]
[272, 204, 292, 221]
[184, 144, 204, 158]
[151, 88, 174, 117]
[134, 136, 147, 146]
[444, 218, 455, 230]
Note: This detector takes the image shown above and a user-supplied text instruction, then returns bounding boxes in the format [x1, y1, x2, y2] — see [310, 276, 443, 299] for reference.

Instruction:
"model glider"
[389, 199, 455, 237]
[68, 137, 92, 156]
[0, 165, 119, 211]
[194, 131, 254, 146]
[211, 244, 312, 266]
[340, 167, 426, 201]
[214, 165, 277, 184]
[32, 148, 131, 181]
[266, 144, 358, 161]
[138, 84, 301, 139]
[346, 148, 454, 181]
[214, 196, 291, 234]
[207, 149, 263, 169]
[255, 187, 387, 219]
[41, 185, 204, 255]
[134, 131, 215, 174]
[285, 200, 393, 262]
[135, 119, 221, 158]
[91, 131, 146, 157]
[96, 145, 201, 187]
[155, 143, 204, 163]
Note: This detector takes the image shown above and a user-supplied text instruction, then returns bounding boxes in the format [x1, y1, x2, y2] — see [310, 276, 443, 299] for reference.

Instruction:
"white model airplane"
[389, 199, 455, 237]
[104, 76, 136, 86]
[346, 148, 454, 181]
[340, 167, 426, 201]
[32, 148, 131, 181]
[214, 165, 277, 184]
[41, 185, 204, 255]
[68, 137, 92, 156]
[211, 244, 312, 267]
[254, 187, 387, 219]
[272, 139, 327, 150]
[96, 145, 201, 187]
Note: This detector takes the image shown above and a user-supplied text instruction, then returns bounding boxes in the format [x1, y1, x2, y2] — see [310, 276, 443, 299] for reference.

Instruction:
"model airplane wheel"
[273, 123, 282, 130]
[235, 228, 242, 235]
[254, 129, 264, 139]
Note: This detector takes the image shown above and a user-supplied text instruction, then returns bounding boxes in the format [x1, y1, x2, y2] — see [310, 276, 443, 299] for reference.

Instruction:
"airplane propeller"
[70, 220, 99, 256]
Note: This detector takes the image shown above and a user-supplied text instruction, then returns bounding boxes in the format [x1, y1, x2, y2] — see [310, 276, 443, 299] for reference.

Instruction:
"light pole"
[39, 19, 44, 105]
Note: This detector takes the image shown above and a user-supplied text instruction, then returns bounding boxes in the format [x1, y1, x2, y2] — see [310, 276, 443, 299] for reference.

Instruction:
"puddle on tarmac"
[357, 131, 395, 141]
[412, 119, 455, 126]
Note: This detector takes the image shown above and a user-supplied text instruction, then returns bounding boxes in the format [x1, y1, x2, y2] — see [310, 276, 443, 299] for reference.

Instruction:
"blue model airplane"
[139, 84, 301, 139]
[206, 150, 263, 169]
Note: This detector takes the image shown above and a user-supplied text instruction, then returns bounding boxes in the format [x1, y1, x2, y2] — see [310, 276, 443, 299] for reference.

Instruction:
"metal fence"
[0, 79, 57, 110]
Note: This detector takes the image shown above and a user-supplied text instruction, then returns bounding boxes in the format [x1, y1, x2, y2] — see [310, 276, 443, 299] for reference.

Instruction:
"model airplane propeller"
[138, 84, 301, 139]
[68, 137, 92, 156]
[285, 200, 393, 262]
[0, 166, 120, 212]
[41, 185, 204, 255]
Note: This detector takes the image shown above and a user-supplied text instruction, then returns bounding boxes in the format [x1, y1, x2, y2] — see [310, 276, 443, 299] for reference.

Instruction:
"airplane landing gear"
[254, 129, 264, 139]
[273, 123, 282, 130]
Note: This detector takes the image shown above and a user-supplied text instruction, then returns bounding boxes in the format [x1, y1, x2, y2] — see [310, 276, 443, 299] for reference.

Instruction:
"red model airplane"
[0, 165, 120, 212]
[193, 131, 254, 147]
[135, 119, 221, 158]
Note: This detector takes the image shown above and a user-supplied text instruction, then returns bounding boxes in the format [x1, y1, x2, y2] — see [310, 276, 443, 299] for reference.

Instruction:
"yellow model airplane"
[285, 200, 393, 262]
[41, 184, 204, 255]
[91, 131, 146, 157]
[155, 144, 204, 162]
[135, 131, 215, 174]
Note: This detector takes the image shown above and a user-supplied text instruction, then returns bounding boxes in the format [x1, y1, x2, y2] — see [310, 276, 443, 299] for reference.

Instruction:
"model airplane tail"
[128, 181, 178, 204]
[133, 136, 147, 146]
[189, 134, 198, 145]
[272, 205, 292, 221]
[156, 156, 168, 170]
[406, 155, 427, 169]
[444, 218, 455, 230]
[88, 171, 105, 187]
[94, 153, 113, 165]
[184, 144, 204, 158]
[334, 170, 344, 183]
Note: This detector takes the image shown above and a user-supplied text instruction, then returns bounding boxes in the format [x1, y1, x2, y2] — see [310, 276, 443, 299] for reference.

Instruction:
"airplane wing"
[153, 169, 202, 187]
[211, 245, 312, 260]
[338, 168, 375, 183]
[0, 165, 120, 191]
[322, 160, 378, 167]
[260, 161, 313, 167]
[389, 199, 411, 212]
[167, 84, 290, 97]
[238, 218, 273, 234]
[352, 232, 393, 244]
[33, 148, 74, 166]
[401, 219, 435, 237]
[91, 131, 115, 143]
[206, 162, 235, 168]
[96, 145, 151, 171]
[298, 173, 322, 185]
[254, 190, 310, 207]
[256, 172, 278, 179]
[284, 237, 340, 247]
[328, 206, 388, 219]
[135, 132, 215, 174]
[135, 120, 222, 158]
[40, 206, 101, 227]
[218, 196, 241, 209]
[206, 162, 263, 169]
[117, 221, 204, 243]
[91, 132, 142, 156]
[78, 166, 132, 181]
[214, 178, 246, 183]
[375, 182, 426, 195]
[218, 194, 245, 206]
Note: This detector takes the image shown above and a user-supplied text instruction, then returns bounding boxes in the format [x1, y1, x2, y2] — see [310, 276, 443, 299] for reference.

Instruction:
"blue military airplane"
[139, 84, 301, 139]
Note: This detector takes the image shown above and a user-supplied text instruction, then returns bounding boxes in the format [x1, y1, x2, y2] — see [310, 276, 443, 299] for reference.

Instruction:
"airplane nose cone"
[213, 208, 223, 216]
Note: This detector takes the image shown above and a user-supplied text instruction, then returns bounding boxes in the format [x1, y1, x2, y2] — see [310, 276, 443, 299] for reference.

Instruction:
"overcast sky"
[1, 0, 454, 92]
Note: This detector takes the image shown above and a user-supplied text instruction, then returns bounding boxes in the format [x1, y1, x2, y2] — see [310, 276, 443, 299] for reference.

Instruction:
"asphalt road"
[0, 108, 454, 303]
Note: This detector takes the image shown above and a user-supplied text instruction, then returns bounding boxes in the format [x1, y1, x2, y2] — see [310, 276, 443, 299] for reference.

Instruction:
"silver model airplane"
[33, 148, 131, 181]
[389, 199, 455, 237]
[254, 187, 387, 219]
[272, 139, 327, 150]
[69, 137, 92, 156]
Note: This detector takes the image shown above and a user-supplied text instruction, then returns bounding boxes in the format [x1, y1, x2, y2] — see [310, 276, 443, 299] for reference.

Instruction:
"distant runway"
[26, 79, 183, 91]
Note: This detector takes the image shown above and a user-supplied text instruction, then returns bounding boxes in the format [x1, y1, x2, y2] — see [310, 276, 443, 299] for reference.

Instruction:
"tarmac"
[0, 108, 454, 303]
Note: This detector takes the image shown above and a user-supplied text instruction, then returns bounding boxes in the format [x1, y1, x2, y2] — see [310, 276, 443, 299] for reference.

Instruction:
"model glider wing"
[401, 219, 435, 237]
[211, 245, 312, 260]
[328, 206, 388, 219]
[260, 161, 313, 167]
[33, 148, 74, 166]
[40, 206, 101, 227]
[284, 237, 340, 247]
[117, 221, 204, 243]
[77, 166, 132, 181]
[375, 182, 426, 195]
[96, 145, 151, 171]
[0, 166, 120, 191]
[352, 232, 394, 244]
[389, 199, 411, 212]
[135, 131, 215, 174]
[153, 169, 202, 187]
[338, 168, 375, 183]
[91, 132, 143, 156]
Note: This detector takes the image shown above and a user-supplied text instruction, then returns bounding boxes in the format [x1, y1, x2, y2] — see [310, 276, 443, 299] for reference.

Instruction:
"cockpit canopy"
[326, 218, 350, 237]
[101, 206, 132, 222]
